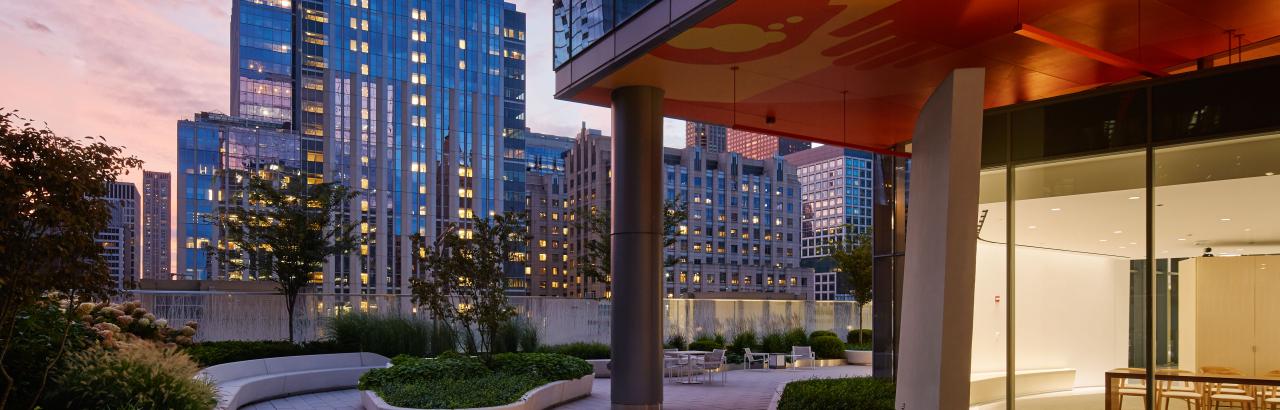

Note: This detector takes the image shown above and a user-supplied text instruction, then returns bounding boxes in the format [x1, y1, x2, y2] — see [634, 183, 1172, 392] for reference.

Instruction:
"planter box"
[586, 359, 611, 378]
[361, 374, 594, 410]
[844, 350, 872, 365]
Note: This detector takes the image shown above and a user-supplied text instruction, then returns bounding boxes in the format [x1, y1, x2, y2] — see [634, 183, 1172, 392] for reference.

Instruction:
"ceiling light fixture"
[1128, 196, 1140, 200]
[1050, 208, 1061, 211]
[1113, 230, 1123, 234]
[1177, 238, 1187, 241]
[1220, 218, 1232, 222]
[1099, 239, 1108, 242]
[1028, 225, 1037, 229]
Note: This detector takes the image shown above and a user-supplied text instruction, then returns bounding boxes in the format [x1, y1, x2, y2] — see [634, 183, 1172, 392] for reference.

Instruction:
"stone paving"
[243, 365, 871, 410]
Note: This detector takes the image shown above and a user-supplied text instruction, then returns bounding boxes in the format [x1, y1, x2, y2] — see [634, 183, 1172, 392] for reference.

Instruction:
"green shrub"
[492, 317, 540, 353]
[489, 352, 592, 381]
[725, 351, 744, 364]
[183, 339, 351, 366]
[777, 377, 895, 410]
[50, 343, 216, 410]
[688, 339, 724, 352]
[809, 330, 838, 340]
[664, 334, 688, 350]
[847, 329, 872, 344]
[358, 352, 490, 390]
[783, 328, 808, 349]
[761, 332, 788, 353]
[811, 336, 845, 359]
[729, 331, 757, 355]
[326, 313, 437, 357]
[518, 321, 540, 353]
[5, 301, 98, 409]
[376, 373, 547, 409]
[846, 341, 872, 351]
[538, 342, 610, 359]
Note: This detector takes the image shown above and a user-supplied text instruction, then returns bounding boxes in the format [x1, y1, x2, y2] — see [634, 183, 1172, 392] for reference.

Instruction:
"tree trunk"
[857, 302, 865, 344]
[285, 292, 296, 343]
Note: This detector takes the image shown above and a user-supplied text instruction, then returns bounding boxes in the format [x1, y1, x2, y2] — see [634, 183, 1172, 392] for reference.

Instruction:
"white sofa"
[197, 352, 390, 410]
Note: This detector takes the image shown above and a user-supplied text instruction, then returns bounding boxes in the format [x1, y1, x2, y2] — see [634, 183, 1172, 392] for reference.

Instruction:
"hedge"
[777, 377, 895, 410]
[808, 330, 838, 340]
[183, 340, 352, 367]
[538, 342, 610, 360]
[810, 336, 845, 359]
[489, 352, 593, 381]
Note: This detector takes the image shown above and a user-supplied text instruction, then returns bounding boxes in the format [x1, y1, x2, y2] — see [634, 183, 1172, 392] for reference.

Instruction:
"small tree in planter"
[574, 198, 689, 292]
[212, 171, 359, 342]
[829, 226, 872, 346]
[411, 212, 528, 354]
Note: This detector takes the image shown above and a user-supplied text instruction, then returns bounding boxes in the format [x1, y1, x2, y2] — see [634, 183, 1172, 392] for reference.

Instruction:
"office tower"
[176, 113, 302, 281]
[501, 3, 528, 213]
[726, 128, 811, 160]
[525, 131, 575, 176]
[519, 131, 574, 295]
[685, 121, 726, 153]
[142, 171, 172, 280]
[183, 0, 521, 298]
[98, 181, 139, 288]
[785, 146, 874, 300]
[564, 127, 813, 299]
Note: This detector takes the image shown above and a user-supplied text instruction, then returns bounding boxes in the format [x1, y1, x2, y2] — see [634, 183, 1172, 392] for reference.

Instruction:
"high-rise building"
[176, 113, 301, 281]
[142, 171, 171, 280]
[520, 131, 574, 295]
[726, 128, 811, 160]
[180, 1, 521, 298]
[524, 131, 575, 176]
[685, 121, 726, 153]
[98, 181, 139, 288]
[501, 3, 528, 214]
[562, 127, 812, 299]
[785, 146, 874, 300]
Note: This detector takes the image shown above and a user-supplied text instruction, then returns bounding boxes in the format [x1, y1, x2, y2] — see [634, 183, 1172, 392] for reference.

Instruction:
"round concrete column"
[609, 85, 664, 410]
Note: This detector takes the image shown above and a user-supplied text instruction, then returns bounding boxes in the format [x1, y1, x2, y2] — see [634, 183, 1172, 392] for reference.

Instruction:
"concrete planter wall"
[844, 350, 872, 365]
[586, 359, 611, 378]
[361, 374, 594, 410]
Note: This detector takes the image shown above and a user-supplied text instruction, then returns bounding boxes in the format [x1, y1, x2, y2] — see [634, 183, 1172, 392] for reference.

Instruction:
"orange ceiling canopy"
[556, 0, 1280, 151]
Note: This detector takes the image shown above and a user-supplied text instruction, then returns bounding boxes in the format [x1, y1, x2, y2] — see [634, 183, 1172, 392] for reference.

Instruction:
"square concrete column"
[610, 85, 665, 410]
[895, 68, 985, 409]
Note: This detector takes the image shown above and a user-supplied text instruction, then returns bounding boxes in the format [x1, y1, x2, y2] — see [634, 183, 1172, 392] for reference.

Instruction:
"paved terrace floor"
[243, 365, 870, 410]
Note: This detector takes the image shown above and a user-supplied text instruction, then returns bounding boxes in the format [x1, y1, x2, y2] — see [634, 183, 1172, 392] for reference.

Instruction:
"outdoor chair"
[694, 349, 727, 384]
[788, 346, 815, 370]
[742, 348, 769, 371]
[664, 353, 691, 382]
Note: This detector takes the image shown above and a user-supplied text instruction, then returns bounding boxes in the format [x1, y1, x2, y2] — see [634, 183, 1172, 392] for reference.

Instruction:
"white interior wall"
[972, 242, 1131, 387]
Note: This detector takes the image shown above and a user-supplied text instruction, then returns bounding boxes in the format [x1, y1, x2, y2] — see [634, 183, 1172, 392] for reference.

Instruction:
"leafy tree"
[212, 171, 359, 342]
[411, 212, 528, 354]
[828, 226, 873, 343]
[0, 109, 142, 409]
[574, 197, 689, 288]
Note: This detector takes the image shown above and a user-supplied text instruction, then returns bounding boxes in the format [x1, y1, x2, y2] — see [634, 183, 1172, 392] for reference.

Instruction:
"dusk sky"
[0, 0, 688, 189]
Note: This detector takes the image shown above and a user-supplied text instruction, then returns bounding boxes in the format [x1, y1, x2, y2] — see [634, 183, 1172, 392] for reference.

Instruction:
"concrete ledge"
[586, 359, 611, 378]
[198, 352, 390, 410]
[844, 350, 872, 365]
[969, 368, 1076, 406]
[361, 374, 594, 410]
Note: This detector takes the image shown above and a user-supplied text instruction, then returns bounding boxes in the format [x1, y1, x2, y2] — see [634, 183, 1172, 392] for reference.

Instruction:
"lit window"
[458, 39, 466, 49]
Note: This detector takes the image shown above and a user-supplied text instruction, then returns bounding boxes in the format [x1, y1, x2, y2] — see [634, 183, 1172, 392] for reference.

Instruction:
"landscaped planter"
[844, 350, 871, 365]
[586, 359, 610, 378]
[361, 374, 594, 410]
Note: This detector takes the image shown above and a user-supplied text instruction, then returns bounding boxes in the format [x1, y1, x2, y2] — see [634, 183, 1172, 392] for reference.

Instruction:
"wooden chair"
[1261, 370, 1280, 410]
[1201, 366, 1255, 409]
[1155, 369, 1203, 410]
[1118, 367, 1150, 410]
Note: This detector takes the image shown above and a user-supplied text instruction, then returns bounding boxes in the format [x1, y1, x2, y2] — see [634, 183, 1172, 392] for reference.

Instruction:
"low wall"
[125, 291, 869, 345]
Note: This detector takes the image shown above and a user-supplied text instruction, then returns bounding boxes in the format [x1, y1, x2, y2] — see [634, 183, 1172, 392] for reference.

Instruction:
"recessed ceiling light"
[1245, 228, 1252, 232]
[1099, 239, 1108, 242]
[1177, 238, 1187, 241]
[1113, 230, 1123, 234]
[1119, 246, 1127, 249]
[1028, 225, 1037, 229]
[1127, 196, 1140, 200]
[1220, 218, 1232, 222]
[1050, 208, 1061, 211]
[1128, 242, 1137, 245]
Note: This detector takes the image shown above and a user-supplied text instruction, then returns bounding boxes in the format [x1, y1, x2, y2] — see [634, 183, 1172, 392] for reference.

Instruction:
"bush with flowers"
[73, 300, 199, 348]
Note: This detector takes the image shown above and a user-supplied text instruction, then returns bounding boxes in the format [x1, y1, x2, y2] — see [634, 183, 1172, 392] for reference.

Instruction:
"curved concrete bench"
[361, 374, 594, 410]
[198, 352, 390, 410]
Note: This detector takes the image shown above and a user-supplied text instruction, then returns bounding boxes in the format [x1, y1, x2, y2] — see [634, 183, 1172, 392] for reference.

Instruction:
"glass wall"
[965, 57, 1280, 409]
[552, 0, 659, 68]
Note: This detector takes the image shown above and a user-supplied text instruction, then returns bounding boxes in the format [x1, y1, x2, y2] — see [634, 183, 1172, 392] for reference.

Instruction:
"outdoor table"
[667, 350, 710, 384]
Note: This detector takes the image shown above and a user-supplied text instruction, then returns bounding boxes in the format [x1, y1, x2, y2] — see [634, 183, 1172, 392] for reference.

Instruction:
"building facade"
[501, 3, 528, 214]
[181, 0, 522, 297]
[142, 171, 172, 280]
[99, 181, 139, 288]
[176, 113, 302, 281]
[685, 121, 726, 153]
[561, 128, 812, 300]
[525, 131, 575, 176]
[726, 128, 810, 160]
[524, 172, 571, 296]
[786, 146, 873, 300]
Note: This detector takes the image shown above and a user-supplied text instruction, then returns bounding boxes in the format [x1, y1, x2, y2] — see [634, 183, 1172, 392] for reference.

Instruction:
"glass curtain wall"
[971, 57, 1280, 409]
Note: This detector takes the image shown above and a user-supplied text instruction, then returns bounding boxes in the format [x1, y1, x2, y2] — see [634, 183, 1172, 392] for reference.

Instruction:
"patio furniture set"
[662, 346, 817, 386]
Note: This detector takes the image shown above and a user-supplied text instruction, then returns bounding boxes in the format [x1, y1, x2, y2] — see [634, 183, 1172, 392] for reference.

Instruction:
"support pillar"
[895, 68, 985, 409]
[610, 85, 664, 410]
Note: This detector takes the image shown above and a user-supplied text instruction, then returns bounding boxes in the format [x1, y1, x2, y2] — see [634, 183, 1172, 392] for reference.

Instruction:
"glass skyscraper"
[178, 0, 524, 299]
